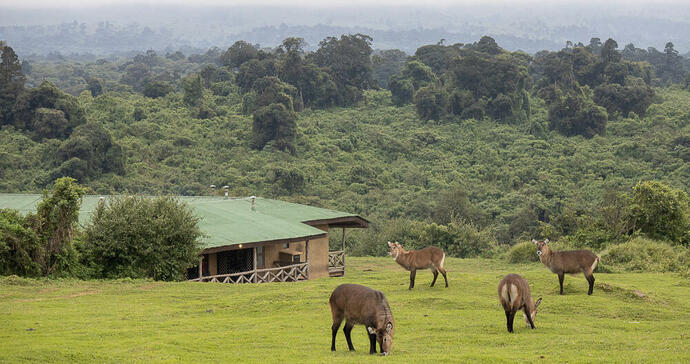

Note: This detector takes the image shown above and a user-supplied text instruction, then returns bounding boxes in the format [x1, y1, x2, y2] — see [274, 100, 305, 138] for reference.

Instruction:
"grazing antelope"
[387, 241, 448, 290]
[498, 274, 542, 333]
[533, 239, 600, 295]
[329, 284, 395, 356]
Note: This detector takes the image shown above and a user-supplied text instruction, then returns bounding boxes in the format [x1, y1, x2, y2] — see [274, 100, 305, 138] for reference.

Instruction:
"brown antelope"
[533, 239, 600, 295]
[498, 274, 542, 333]
[329, 284, 395, 355]
[387, 241, 448, 290]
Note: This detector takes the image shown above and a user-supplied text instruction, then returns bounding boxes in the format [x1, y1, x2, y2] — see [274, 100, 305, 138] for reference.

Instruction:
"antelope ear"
[387, 241, 392, 247]
[367, 327, 376, 335]
[535, 297, 542, 308]
[544, 239, 549, 244]
[386, 322, 393, 333]
[532, 239, 538, 244]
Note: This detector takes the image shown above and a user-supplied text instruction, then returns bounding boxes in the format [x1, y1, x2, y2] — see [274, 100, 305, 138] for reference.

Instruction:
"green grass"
[1, 257, 689, 363]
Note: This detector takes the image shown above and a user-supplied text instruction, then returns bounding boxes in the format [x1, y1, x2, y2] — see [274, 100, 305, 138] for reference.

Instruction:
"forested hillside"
[1, 35, 689, 268]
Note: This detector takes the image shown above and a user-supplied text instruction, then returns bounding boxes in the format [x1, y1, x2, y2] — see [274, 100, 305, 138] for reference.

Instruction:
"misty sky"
[5, 0, 689, 8]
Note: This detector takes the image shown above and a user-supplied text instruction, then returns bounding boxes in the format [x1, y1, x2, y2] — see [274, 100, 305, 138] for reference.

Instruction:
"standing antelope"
[329, 284, 395, 355]
[387, 241, 448, 290]
[533, 239, 600, 295]
[498, 274, 542, 333]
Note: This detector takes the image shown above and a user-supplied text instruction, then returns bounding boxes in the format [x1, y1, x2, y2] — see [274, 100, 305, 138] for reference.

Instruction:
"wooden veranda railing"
[328, 250, 345, 277]
[189, 262, 309, 283]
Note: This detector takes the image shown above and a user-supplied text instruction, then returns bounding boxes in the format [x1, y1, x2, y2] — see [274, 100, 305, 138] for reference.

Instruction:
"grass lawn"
[1, 257, 689, 363]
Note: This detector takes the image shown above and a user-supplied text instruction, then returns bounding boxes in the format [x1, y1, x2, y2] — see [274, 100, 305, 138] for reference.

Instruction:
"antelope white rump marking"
[440, 253, 445, 268]
[591, 257, 599, 273]
[500, 284, 510, 303]
[509, 285, 518, 306]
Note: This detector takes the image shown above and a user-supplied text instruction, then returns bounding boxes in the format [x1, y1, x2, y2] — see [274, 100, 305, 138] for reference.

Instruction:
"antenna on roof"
[250, 195, 256, 210]
[223, 185, 230, 199]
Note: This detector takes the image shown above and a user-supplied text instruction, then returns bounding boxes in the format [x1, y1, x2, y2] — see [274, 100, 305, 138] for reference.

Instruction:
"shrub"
[629, 181, 690, 245]
[0, 209, 41, 276]
[600, 237, 688, 273]
[345, 218, 497, 258]
[82, 196, 203, 281]
[507, 241, 539, 263]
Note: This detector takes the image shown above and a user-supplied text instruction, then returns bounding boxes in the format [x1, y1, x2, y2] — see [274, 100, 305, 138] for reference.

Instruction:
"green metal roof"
[0, 194, 367, 251]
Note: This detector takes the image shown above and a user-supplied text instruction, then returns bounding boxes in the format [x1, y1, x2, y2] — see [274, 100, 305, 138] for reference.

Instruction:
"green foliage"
[601, 237, 689, 272]
[0, 45, 26, 125]
[388, 75, 414, 106]
[312, 33, 375, 92]
[142, 80, 174, 98]
[630, 181, 690, 245]
[54, 122, 125, 181]
[372, 49, 408, 89]
[548, 93, 608, 138]
[507, 241, 539, 263]
[10, 81, 86, 139]
[347, 218, 496, 258]
[252, 103, 297, 152]
[414, 85, 446, 121]
[182, 75, 203, 106]
[82, 196, 202, 281]
[0, 209, 41, 276]
[593, 83, 655, 117]
[34, 177, 87, 276]
[221, 41, 259, 69]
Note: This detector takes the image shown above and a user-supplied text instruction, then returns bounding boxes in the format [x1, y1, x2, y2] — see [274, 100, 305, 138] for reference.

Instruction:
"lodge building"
[0, 194, 368, 284]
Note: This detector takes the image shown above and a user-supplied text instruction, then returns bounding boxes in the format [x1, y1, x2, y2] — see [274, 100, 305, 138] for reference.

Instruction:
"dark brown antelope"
[498, 274, 542, 333]
[329, 284, 395, 355]
[387, 241, 448, 290]
[533, 239, 600, 295]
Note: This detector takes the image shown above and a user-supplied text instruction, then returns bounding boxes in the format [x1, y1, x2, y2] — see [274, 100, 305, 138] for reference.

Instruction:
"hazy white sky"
[3, 0, 684, 8]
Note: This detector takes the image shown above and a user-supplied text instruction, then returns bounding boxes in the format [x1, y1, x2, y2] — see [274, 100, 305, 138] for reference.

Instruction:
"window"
[283, 242, 289, 249]
[256, 246, 264, 269]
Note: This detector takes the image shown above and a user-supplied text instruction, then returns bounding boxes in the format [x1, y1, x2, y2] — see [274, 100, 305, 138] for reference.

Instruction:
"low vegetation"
[1, 257, 688, 362]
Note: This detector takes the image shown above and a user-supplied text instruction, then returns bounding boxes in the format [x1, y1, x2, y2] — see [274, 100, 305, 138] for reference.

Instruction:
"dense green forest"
[1, 34, 689, 278]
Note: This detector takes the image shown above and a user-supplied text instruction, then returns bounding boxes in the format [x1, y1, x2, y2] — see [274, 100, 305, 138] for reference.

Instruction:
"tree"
[55, 122, 125, 181]
[0, 45, 25, 125]
[372, 49, 408, 88]
[182, 75, 203, 106]
[120, 62, 151, 91]
[313, 34, 375, 91]
[389, 75, 414, 106]
[600, 38, 621, 64]
[414, 85, 447, 121]
[400, 60, 438, 89]
[221, 41, 259, 69]
[142, 80, 173, 98]
[252, 103, 298, 152]
[0, 209, 41, 276]
[11, 81, 86, 138]
[593, 83, 655, 117]
[414, 43, 462, 74]
[31, 107, 69, 139]
[82, 196, 203, 280]
[33, 177, 86, 276]
[630, 181, 690, 245]
[236, 58, 278, 93]
[548, 93, 608, 138]
[85, 77, 103, 97]
[0, 45, 24, 86]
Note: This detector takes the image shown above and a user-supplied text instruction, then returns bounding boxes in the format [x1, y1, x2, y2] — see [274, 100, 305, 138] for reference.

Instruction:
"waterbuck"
[329, 284, 395, 355]
[498, 274, 542, 333]
[387, 241, 448, 290]
[533, 239, 600, 295]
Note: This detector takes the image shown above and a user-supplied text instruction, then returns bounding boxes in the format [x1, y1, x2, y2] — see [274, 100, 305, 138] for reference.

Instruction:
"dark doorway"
[217, 248, 254, 274]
